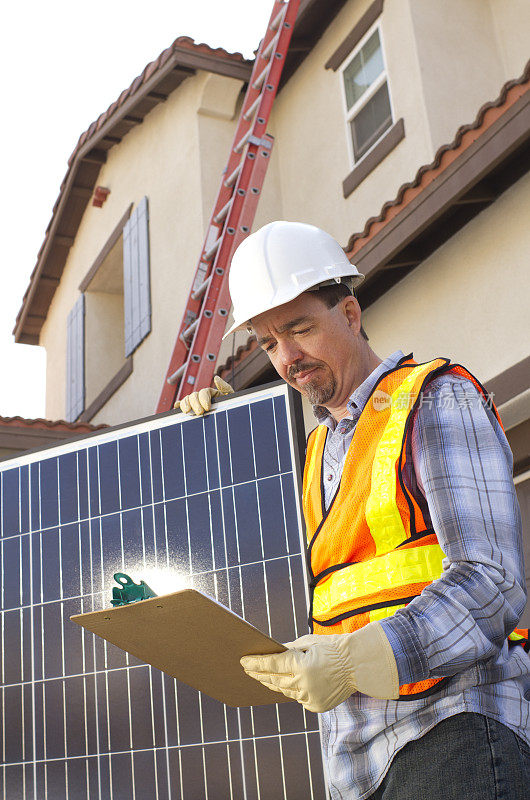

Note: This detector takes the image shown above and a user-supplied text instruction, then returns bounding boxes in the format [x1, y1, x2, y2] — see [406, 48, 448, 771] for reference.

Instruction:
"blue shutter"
[66, 295, 85, 422]
[123, 196, 151, 357]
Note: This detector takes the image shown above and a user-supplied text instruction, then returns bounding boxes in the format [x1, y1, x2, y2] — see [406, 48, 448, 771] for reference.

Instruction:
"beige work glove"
[240, 622, 399, 713]
[175, 376, 233, 416]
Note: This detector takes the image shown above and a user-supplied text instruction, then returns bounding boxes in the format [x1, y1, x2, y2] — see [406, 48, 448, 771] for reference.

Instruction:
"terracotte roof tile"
[0, 415, 108, 432]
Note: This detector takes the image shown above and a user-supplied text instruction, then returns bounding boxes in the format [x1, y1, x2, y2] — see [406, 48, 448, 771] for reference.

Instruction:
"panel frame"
[1, 381, 301, 469]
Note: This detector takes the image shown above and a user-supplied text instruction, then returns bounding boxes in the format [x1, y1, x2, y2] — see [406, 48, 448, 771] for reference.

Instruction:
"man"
[178, 221, 530, 799]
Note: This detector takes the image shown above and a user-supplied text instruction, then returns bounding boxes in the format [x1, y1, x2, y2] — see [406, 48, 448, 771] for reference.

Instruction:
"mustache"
[288, 362, 321, 381]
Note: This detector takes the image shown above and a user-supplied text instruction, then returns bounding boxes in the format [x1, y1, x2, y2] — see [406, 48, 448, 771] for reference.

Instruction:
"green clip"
[110, 572, 157, 606]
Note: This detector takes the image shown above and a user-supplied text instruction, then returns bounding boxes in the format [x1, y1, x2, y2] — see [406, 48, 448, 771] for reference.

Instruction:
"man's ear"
[342, 295, 361, 334]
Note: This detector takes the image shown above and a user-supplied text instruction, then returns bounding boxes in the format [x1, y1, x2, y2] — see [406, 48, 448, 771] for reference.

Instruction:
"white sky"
[0, 0, 273, 420]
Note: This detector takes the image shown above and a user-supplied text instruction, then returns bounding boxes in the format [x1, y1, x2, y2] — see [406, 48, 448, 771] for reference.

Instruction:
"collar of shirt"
[313, 350, 407, 432]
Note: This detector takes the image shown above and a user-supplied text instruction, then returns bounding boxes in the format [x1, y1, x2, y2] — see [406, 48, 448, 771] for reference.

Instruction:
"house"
[13, 0, 530, 617]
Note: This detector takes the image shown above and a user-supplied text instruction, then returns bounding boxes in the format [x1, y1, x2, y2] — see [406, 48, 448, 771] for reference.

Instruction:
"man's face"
[252, 291, 361, 408]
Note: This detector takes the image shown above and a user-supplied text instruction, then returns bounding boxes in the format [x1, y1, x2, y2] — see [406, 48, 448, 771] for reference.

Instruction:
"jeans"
[370, 713, 530, 800]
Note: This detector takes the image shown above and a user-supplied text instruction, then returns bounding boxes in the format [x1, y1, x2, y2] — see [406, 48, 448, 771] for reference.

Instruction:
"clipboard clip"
[110, 572, 157, 606]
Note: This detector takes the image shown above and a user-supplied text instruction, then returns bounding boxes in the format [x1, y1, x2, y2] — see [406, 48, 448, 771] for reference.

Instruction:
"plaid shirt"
[314, 350, 530, 800]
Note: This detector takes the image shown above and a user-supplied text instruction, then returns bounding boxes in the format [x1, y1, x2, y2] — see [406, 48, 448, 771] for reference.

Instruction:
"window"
[65, 198, 151, 422]
[341, 28, 393, 164]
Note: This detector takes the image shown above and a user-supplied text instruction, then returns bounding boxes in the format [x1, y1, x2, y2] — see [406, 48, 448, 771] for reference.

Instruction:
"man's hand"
[240, 622, 399, 712]
[175, 376, 233, 416]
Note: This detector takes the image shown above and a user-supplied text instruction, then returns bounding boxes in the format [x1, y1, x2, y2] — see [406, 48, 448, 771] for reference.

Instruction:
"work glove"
[175, 376, 233, 416]
[240, 622, 399, 713]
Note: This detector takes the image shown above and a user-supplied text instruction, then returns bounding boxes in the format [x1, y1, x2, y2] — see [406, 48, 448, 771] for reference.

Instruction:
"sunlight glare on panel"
[128, 566, 192, 596]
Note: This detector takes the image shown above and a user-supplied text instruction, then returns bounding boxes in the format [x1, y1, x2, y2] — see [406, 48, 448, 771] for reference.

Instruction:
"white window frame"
[340, 22, 395, 169]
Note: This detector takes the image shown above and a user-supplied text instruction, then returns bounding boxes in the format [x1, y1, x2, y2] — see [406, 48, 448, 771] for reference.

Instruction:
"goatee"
[288, 363, 336, 406]
[304, 375, 336, 406]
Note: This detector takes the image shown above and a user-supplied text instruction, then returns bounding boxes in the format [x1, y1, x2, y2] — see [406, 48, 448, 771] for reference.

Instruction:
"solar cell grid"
[0, 384, 327, 799]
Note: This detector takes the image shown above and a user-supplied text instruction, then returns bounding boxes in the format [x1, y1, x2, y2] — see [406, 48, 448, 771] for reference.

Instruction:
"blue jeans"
[370, 713, 530, 800]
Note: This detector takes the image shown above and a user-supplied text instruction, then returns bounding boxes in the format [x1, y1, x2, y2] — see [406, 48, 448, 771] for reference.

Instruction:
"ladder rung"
[203, 237, 221, 262]
[181, 318, 199, 342]
[224, 162, 243, 188]
[192, 264, 208, 292]
[243, 94, 261, 122]
[234, 127, 253, 154]
[262, 31, 280, 61]
[214, 199, 232, 224]
[167, 363, 186, 385]
[270, 3, 287, 31]
[252, 64, 270, 91]
[191, 275, 212, 301]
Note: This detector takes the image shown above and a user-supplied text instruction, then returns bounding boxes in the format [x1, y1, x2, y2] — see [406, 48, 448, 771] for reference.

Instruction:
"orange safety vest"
[302, 354, 528, 699]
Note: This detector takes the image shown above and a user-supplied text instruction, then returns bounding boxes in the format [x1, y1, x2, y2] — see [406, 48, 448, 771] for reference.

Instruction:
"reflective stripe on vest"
[365, 364, 440, 554]
[302, 355, 508, 700]
[312, 543, 445, 623]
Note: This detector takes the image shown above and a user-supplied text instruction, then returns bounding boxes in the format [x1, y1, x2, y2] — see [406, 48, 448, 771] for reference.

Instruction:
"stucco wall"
[269, 0, 524, 250]
[362, 170, 530, 399]
[40, 71, 247, 425]
[270, 0, 433, 247]
[408, 0, 506, 154]
[489, 0, 530, 81]
[197, 73, 246, 228]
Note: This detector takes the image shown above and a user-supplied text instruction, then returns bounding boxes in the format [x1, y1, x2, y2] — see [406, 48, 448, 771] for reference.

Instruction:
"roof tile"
[0, 415, 108, 433]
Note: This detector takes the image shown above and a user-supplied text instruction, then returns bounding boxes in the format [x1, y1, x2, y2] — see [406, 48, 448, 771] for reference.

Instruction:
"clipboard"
[70, 589, 296, 707]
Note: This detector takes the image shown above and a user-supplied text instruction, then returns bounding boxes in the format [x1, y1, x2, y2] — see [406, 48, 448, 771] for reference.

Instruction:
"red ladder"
[156, 0, 300, 413]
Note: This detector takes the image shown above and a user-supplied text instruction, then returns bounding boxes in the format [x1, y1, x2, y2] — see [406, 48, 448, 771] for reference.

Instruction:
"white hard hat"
[224, 220, 364, 338]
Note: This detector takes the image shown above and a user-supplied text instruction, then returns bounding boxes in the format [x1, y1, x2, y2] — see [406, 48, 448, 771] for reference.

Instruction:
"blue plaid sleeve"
[380, 376, 526, 685]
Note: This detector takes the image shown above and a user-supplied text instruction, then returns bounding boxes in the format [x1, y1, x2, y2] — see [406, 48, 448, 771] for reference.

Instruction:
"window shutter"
[66, 294, 85, 422]
[123, 196, 151, 357]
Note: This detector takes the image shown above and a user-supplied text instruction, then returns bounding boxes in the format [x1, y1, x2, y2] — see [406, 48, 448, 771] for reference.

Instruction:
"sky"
[0, 0, 274, 420]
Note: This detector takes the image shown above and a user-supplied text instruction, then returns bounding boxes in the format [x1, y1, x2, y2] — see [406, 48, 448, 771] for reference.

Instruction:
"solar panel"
[0, 383, 327, 799]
